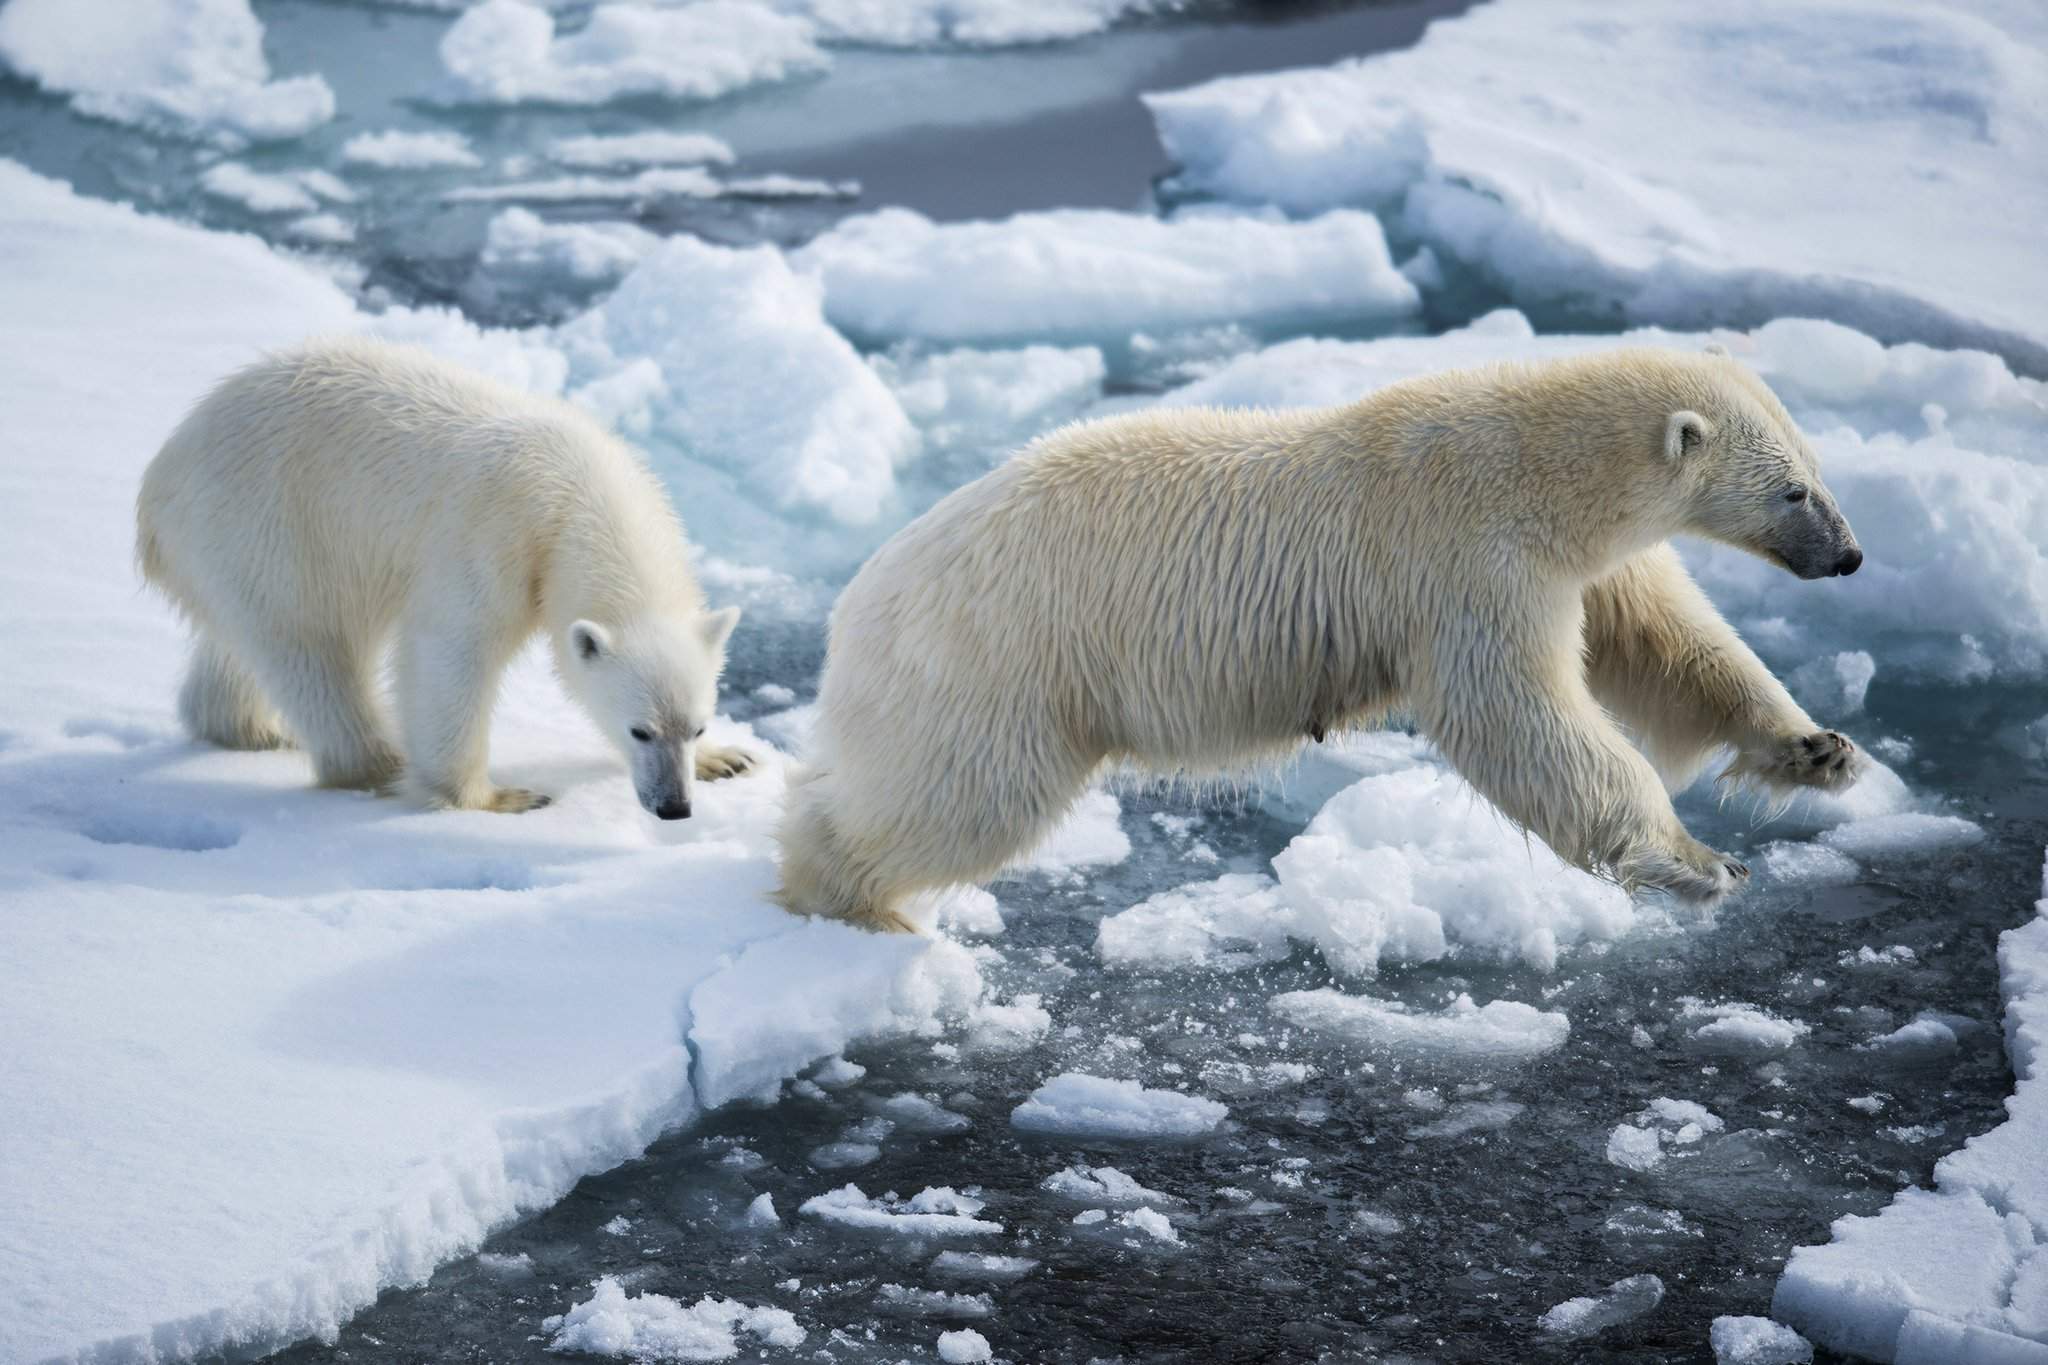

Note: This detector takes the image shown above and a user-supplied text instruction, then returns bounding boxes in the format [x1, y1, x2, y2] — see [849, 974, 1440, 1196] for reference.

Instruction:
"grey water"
[4, 0, 2040, 1360]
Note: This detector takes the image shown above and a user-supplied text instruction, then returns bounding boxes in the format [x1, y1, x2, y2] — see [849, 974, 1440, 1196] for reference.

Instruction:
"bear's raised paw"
[695, 743, 755, 781]
[1739, 729, 1865, 794]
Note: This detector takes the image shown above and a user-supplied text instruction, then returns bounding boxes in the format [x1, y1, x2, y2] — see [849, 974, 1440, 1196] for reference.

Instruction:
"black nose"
[1834, 548, 1863, 576]
[655, 800, 691, 821]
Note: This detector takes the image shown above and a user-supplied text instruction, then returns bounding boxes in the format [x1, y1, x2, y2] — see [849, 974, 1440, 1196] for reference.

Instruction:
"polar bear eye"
[1785, 488, 1808, 504]
[630, 726, 653, 743]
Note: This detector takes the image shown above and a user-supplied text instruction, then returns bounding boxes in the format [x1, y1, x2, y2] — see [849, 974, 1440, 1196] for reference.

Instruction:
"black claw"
[1725, 860, 1750, 879]
[1800, 736, 1817, 752]
[1811, 753, 1829, 768]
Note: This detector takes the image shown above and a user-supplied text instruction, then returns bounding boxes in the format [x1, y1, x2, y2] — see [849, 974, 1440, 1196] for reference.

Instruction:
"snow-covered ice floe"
[542, 1277, 805, 1359]
[0, 159, 979, 1364]
[1143, 0, 2048, 371]
[767, 0, 1180, 48]
[0, 0, 333, 145]
[1773, 854, 2048, 1363]
[1272, 991, 1568, 1061]
[1010, 1073, 1227, 1139]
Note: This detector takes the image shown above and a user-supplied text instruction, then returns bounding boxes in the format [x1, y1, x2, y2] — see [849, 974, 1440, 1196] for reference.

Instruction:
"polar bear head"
[1665, 358, 1862, 580]
[563, 606, 740, 819]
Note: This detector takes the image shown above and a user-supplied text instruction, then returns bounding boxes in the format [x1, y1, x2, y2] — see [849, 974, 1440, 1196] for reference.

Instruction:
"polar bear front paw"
[695, 743, 755, 781]
[484, 786, 552, 814]
[1630, 840, 1750, 906]
[1741, 729, 1865, 793]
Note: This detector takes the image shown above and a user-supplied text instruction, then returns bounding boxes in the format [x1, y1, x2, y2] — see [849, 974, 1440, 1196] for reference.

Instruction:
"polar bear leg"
[392, 607, 541, 813]
[178, 635, 291, 751]
[1424, 628, 1748, 905]
[1583, 546, 1862, 794]
[236, 628, 402, 792]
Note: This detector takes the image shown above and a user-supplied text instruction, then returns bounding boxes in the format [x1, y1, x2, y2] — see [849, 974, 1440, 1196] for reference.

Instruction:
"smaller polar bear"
[780, 347, 1867, 931]
[138, 337, 751, 816]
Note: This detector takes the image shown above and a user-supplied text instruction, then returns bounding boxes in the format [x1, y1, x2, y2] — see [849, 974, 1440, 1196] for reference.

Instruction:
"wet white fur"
[138, 337, 745, 814]
[779, 348, 1865, 931]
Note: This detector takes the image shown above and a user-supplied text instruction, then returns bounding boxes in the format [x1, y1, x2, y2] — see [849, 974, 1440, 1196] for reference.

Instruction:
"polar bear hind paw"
[695, 743, 755, 781]
[1628, 842, 1750, 905]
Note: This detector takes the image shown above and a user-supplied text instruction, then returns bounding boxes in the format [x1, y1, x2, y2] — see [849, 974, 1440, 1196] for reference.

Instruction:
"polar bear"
[137, 337, 752, 816]
[779, 347, 1866, 931]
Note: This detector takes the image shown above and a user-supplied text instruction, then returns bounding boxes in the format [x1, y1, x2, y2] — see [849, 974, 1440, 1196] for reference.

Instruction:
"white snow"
[769, 0, 1178, 47]
[1116, 1207, 1182, 1245]
[199, 162, 331, 215]
[1143, 0, 2048, 370]
[1042, 1165, 1177, 1206]
[559, 234, 919, 534]
[445, 167, 724, 204]
[744, 1193, 779, 1227]
[549, 130, 737, 169]
[1789, 651, 1876, 719]
[1010, 1073, 1227, 1139]
[1010, 788, 1131, 876]
[0, 160, 975, 1364]
[1096, 872, 1293, 971]
[0, 0, 333, 144]
[794, 206, 1419, 350]
[1539, 1274, 1666, 1340]
[931, 1252, 1038, 1281]
[1272, 990, 1569, 1060]
[797, 1185, 1004, 1237]
[937, 1328, 993, 1364]
[1775, 854, 2048, 1362]
[342, 129, 482, 170]
[542, 1277, 804, 1359]
[1711, 1316, 1813, 1365]
[437, 0, 829, 107]
[1821, 813, 1988, 861]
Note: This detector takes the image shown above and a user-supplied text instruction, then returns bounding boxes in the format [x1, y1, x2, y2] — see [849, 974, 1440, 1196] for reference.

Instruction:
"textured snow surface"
[541, 1277, 805, 1360]
[1711, 1315, 1814, 1365]
[0, 0, 333, 143]
[437, 0, 828, 107]
[1010, 1073, 1227, 1138]
[767, 0, 1177, 47]
[795, 205, 1418, 349]
[0, 160, 973, 1365]
[1774, 854, 2048, 1362]
[1144, 0, 2048, 371]
[342, 128, 482, 170]
[1539, 1274, 1666, 1339]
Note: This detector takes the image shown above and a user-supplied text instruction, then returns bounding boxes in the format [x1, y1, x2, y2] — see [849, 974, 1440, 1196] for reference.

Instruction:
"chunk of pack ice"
[1041, 1165, 1178, 1206]
[548, 130, 736, 169]
[1819, 813, 1987, 861]
[1789, 651, 1875, 718]
[1682, 1000, 1812, 1052]
[798, 1185, 1002, 1237]
[0, 0, 333, 143]
[1095, 872, 1294, 971]
[795, 206, 1418, 351]
[1007, 788, 1129, 877]
[478, 208, 657, 287]
[1605, 1098, 1726, 1173]
[1271, 990, 1569, 1060]
[1010, 1074, 1226, 1139]
[342, 130, 480, 170]
[1539, 1274, 1666, 1340]
[767, 0, 1177, 47]
[437, 0, 828, 106]
[542, 1276, 804, 1358]
[937, 1328, 993, 1364]
[1710, 1315, 1813, 1365]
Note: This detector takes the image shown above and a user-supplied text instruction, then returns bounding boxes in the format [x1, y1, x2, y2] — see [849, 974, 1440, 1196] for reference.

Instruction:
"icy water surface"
[266, 676, 2044, 1364]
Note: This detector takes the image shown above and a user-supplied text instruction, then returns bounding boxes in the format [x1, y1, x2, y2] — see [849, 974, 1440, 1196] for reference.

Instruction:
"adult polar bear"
[138, 338, 751, 816]
[780, 348, 1866, 932]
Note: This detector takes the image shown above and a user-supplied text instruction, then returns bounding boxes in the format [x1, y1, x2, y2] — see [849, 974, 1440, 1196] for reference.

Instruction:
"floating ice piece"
[1144, 1, 2048, 370]
[561, 234, 919, 530]
[476, 1251, 533, 1276]
[549, 131, 736, 169]
[932, 1252, 1038, 1281]
[744, 1193, 778, 1228]
[1605, 1098, 1727, 1172]
[1096, 873, 1293, 971]
[478, 208, 658, 286]
[0, 0, 333, 143]
[1682, 1001, 1813, 1052]
[795, 206, 1418, 351]
[437, 0, 828, 107]
[446, 167, 722, 204]
[1009, 788, 1130, 877]
[937, 887, 1006, 938]
[283, 213, 353, 246]
[1042, 1165, 1178, 1206]
[342, 129, 481, 170]
[937, 1328, 993, 1364]
[1820, 813, 1987, 861]
[767, 0, 1179, 46]
[874, 1092, 971, 1133]
[798, 1185, 1002, 1237]
[1710, 1315, 1813, 1365]
[874, 343, 1106, 476]
[1116, 1207, 1182, 1245]
[1408, 1099, 1524, 1139]
[877, 1283, 993, 1319]
[1539, 1274, 1666, 1340]
[1271, 990, 1569, 1060]
[1757, 842, 1859, 889]
[1775, 856, 2048, 1360]
[1271, 761, 1634, 976]
[199, 163, 327, 215]
[1859, 1013, 1962, 1062]
[542, 1276, 804, 1358]
[809, 1141, 881, 1169]
[1011, 1073, 1227, 1139]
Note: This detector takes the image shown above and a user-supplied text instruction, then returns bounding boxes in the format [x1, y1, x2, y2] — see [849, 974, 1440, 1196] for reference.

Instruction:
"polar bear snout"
[1833, 547, 1863, 576]
[654, 798, 692, 821]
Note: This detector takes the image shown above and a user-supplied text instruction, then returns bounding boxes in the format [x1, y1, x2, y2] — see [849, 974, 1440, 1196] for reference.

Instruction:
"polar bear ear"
[700, 605, 741, 653]
[1665, 410, 1711, 461]
[570, 620, 611, 662]
[1703, 342, 1731, 358]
